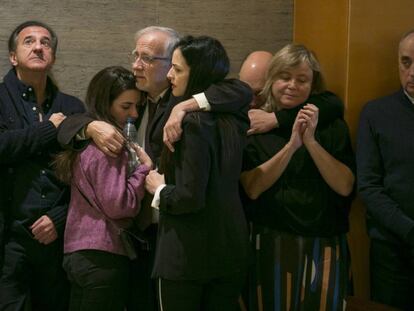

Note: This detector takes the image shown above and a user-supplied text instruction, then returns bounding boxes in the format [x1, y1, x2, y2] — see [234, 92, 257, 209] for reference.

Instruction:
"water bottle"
[123, 117, 137, 142]
[123, 117, 140, 175]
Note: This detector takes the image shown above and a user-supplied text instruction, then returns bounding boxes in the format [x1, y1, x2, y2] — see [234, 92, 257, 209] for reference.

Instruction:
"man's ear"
[9, 52, 17, 66]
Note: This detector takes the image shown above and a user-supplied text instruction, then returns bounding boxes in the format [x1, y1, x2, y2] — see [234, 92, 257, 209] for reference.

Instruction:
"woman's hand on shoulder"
[163, 102, 189, 152]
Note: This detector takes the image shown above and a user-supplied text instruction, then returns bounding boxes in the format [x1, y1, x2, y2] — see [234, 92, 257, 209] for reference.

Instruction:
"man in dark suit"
[0, 20, 85, 311]
[357, 29, 414, 310]
[57, 26, 252, 311]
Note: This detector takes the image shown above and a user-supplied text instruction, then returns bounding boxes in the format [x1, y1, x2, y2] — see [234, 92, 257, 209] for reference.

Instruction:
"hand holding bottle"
[123, 117, 140, 175]
[131, 143, 153, 169]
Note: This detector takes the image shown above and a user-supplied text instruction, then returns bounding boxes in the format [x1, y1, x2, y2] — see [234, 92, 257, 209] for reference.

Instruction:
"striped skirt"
[246, 228, 351, 311]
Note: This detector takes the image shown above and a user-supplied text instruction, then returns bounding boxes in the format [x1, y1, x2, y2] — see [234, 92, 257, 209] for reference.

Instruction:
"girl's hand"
[131, 143, 152, 169]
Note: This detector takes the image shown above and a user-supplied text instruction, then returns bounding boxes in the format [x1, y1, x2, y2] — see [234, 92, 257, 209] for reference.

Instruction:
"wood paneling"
[294, 0, 349, 101]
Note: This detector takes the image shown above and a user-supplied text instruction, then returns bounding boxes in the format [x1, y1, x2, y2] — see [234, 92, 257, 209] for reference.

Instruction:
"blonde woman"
[241, 44, 355, 310]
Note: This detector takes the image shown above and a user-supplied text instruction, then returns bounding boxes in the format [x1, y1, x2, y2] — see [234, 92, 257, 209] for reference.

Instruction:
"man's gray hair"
[134, 26, 180, 58]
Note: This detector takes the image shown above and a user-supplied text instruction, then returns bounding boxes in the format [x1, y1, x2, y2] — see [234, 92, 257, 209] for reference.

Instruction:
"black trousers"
[63, 250, 130, 311]
[370, 239, 414, 311]
[127, 224, 158, 311]
[0, 232, 69, 311]
[157, 271, 245, 311]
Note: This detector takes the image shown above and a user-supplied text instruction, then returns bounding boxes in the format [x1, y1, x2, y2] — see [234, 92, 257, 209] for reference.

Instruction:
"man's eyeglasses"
[129, 51, 170, 66]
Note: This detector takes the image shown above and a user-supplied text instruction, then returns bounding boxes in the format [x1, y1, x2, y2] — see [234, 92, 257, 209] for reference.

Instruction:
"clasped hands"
[289, 104, 319, 150]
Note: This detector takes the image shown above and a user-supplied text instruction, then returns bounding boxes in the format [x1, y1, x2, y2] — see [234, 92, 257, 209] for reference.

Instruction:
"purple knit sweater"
[64, 143, 150, 256]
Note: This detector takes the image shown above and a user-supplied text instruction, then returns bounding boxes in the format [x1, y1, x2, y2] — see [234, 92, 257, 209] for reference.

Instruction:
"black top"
[153, 111, 249, 280]
[357, 89, 414, 246]
[0, 69, 85, 236]
[243, 111, 355, 237]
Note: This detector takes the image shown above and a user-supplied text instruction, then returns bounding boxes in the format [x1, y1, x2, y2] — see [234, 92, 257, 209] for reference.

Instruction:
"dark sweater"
[357, 89, 414, 246]
[243, 115, 355, 237]
[0, 69, 85, 236]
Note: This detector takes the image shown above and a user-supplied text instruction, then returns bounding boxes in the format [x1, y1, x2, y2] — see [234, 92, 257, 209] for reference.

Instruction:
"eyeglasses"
[129, 51, 170, 66]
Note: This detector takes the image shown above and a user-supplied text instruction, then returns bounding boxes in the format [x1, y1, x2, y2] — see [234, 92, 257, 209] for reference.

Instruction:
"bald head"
[239, 51, 273, 108]
[399, 31, 414, 97]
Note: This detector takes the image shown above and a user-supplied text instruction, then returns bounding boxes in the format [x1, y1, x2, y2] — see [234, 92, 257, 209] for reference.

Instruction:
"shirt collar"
[148, 88, 168, 104]
[16, 77, 36, 103]
[404, 89, 414, 105]
[16, 77, 56, 113]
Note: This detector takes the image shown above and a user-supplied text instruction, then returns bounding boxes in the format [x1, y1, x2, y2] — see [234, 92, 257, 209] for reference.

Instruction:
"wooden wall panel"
[293, 0, 349, 102]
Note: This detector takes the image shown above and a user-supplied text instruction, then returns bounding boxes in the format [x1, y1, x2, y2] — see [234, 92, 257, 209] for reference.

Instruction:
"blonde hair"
[261, 44, 326, 112]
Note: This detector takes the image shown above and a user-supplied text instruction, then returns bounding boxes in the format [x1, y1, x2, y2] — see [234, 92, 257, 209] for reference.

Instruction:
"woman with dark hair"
[145, 36, 249, 311]
[55, 66, 152, 311]
[240, 44, 355, 310]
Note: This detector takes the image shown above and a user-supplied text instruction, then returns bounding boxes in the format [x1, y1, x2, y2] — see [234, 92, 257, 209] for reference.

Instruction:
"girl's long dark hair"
[55, 66, 139, 184]
[160, 36, 243, 178]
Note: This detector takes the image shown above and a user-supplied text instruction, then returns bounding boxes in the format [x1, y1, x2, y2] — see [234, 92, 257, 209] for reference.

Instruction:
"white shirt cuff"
[193, 93, 211, 111]
[151, 184, 166, 209]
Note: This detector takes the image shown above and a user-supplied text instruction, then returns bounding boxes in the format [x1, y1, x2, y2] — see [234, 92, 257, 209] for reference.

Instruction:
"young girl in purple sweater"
[55, 66, 152, 311]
